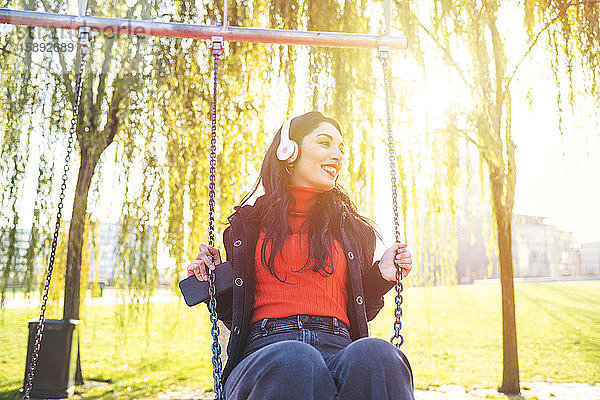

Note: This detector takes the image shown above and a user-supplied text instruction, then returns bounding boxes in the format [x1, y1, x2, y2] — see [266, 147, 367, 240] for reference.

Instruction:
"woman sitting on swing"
[187, 111, 415, 400]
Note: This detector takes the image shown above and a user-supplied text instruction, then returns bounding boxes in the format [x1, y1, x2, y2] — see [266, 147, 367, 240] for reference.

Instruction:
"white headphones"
[276, 118, 299, 163]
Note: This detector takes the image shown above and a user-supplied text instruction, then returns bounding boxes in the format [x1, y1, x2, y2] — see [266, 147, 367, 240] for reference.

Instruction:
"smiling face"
[289, 122, 345, 191]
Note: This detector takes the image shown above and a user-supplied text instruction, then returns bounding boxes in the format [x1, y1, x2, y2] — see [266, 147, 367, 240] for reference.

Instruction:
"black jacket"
[211, 195, 396, 384]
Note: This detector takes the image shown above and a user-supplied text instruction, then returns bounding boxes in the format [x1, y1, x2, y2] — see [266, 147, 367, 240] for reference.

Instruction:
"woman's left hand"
[379, 243, 412, 282]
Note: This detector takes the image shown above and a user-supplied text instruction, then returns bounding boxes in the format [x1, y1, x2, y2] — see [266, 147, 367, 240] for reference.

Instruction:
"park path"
[3, 289, 180, 309]
[151, 382, 600, 399]
[413, 382, 600, 399]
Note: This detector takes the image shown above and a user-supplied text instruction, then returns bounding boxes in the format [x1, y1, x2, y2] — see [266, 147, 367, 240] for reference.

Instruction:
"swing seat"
[22, 319, 80, 399]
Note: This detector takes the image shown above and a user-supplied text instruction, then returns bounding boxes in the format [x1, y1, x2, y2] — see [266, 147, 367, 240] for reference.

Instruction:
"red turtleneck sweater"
[250, 185, 349, 326]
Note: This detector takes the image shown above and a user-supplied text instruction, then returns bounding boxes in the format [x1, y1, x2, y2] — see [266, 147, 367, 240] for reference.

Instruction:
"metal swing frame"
[2, 1, 406, 399]
[0, 9, 407, 49]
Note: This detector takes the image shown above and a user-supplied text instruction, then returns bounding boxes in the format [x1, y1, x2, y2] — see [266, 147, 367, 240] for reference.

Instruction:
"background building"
[456, 213, 588, 283]
[1, 221, 157, 289]
[580, 241, 600, 276]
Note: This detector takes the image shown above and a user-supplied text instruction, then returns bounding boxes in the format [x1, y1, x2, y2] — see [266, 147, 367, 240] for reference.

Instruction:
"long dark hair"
[241, 111, 377, 283]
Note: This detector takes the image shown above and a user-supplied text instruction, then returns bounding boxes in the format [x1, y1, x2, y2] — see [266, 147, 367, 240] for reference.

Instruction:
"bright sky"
[368, 2, 600, 247]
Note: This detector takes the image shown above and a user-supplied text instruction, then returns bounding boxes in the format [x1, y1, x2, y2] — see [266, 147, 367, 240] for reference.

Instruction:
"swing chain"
[207, 36, 224, 400]
[378, 45, 404, 349]
[22, 35, 90, 400]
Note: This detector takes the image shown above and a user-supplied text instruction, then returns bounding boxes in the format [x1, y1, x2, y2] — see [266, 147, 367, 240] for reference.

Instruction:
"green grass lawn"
[371, 281, 600, 390]
[1, 281, 598, 399]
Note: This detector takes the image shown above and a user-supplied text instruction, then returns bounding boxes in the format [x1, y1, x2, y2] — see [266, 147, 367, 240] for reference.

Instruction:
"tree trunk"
[62, 148, 99, 384]
[490, 172, 520, 394]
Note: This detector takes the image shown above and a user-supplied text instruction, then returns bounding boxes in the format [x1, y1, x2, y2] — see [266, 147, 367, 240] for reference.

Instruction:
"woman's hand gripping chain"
[187, 244, 222, 281]
[379, 243, 413, 282]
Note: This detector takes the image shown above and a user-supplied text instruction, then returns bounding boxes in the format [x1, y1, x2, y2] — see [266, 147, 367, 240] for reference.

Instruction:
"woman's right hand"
[187, 244, 222, 281]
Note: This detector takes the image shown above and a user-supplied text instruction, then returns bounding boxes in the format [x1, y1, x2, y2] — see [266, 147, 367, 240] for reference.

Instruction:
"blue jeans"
[224, 315, 415, 400]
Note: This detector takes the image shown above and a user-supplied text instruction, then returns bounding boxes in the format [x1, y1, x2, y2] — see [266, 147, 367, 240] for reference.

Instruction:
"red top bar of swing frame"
[0, 9, 408, 50]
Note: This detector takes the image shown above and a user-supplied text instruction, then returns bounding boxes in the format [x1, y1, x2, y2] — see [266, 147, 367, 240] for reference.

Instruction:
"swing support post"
[0, 8, 407, 49]
[384, 0, 392, 36]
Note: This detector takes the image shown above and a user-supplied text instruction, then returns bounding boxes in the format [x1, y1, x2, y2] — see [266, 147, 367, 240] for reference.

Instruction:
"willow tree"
[0, 0, 159, 383]
[524, 0, 600, 122]
[306, 0, 378, 214]
[395, 0, 599, 394]
[3, 0, 383, 390]
[48, 0, 149, 383]
[0, 0, 39, 309]
[149, 0, 382, 280]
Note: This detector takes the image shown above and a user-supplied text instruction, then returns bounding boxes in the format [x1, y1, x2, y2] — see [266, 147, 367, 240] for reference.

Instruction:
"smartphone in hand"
[178, 261, 234, 306]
